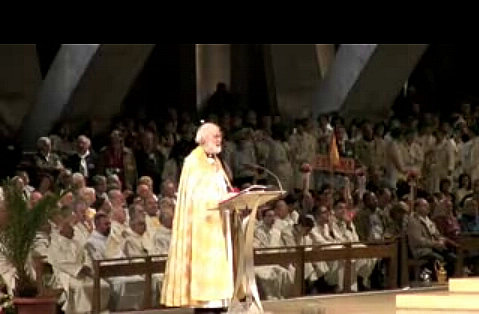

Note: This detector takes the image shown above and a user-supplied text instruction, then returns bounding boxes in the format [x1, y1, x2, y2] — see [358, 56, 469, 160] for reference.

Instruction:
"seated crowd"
[2, 100, 479, 310]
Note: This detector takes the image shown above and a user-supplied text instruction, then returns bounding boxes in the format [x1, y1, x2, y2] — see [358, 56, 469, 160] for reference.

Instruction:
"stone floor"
[118, 286, 452, 314]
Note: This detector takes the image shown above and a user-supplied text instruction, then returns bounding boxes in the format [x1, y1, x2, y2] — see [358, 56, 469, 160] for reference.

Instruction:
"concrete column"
[315, 44, 336, 78]
[313, 44, 428, 121]
[20, 44, 99, 149]
[195, 44, 231, 111]
[269, 44, 322, 122]
[0, 44, 42, 132]
[313, 44, 377, 117]
[67, 44, 154, 123]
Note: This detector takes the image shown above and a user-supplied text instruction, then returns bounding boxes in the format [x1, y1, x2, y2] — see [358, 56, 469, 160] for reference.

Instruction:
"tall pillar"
[315, 44, 336, 78]
[20, 44, 99, 149]
[313, 44, 428, 121]
[67, 44, 154, 123]
[195, 44, 231, 111]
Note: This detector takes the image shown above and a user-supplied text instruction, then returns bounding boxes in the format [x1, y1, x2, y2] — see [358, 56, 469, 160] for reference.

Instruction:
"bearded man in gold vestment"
[161, 123, 234, 314]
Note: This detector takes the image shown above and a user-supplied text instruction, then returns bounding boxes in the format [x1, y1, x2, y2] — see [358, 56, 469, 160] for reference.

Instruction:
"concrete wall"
[269, 44, 322, 122]
[196, 44, 231, 111]
[0, 44, 42, 132]
[341, 44, 428, 121]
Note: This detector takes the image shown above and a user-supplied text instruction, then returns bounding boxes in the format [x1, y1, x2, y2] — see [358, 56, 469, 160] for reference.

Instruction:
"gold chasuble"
[161, 146, 234, 308]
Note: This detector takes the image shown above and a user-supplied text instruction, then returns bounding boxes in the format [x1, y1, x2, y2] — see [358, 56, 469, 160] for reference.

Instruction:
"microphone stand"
[243, 163, 284, 192]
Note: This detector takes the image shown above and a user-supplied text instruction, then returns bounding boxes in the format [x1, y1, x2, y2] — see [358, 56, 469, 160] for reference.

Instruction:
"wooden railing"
[40, 234, 479, 313]
[454, 232, 479, 277]
[255, 240, 398, 296]
[90, 240, 398, 313]
[92, 255, 168, 313]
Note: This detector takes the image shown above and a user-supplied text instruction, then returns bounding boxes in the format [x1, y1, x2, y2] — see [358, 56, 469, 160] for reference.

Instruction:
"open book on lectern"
[217, 185, 286, 212]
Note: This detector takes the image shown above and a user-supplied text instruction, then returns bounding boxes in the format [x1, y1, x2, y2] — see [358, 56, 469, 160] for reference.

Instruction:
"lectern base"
[228, 300, 271, 314]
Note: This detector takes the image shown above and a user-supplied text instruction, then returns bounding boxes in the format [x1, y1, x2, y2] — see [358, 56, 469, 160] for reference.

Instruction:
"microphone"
[243, 163, 284, 192]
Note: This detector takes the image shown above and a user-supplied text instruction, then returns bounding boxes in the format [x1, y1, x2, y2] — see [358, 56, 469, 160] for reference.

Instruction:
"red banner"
[312, 155, 355, 174]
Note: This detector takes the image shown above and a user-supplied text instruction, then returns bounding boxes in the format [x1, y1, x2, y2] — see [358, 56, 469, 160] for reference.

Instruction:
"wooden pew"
[255, 239, 398, 296]
[304, 241, 398, 293]
[92, 255, 167, 314]
[91, 241, 398, 312]
[454, 232, 479, 277]
[254, 247, 305, 297]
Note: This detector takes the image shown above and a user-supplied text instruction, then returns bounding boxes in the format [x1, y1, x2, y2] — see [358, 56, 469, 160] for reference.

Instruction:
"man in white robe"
[85, 212, 145, 311]
[158, 180, 177, 210]
[105, 207, 129, 259]
[279, 215, 324, 290]
[143, 196, 161, 253]
[48, 217, 110, 314]
[331, 201, 376, 289]
[124, 212, 164, 306]
[72, 200, 93, 247]
[272, 200, 295, 232]
[254, 208, 293, 299]
[310, 206, 352, 292]
[423, 130, 455, 193]
[152, 211, 173, 256]
[123, 214, 149, 257]
[288, 119, 317, 191]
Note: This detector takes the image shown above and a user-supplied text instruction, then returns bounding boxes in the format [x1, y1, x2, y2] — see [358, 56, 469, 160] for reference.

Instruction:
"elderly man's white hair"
[195, 122, 220, 145]
[37, 136, 51, 147]
[78, 135, 91, 147]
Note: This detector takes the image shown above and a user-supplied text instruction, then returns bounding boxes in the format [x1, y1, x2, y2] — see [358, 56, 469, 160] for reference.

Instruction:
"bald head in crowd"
[108, 189, 125, 208]
[72, 173, 86, 190]
[78, 187, 96, 206]
[415, 198, 430, 216]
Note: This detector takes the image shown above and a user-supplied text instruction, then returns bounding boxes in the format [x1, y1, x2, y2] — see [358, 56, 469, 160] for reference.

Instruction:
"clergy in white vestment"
[279, 215, 324, 284]
[108, 189, 129, 225]
[48, 217, 110, 314]
[105, 207, 129, 259]
[254, 208, 293, 299]
[85, 212, 145, 311]
[124, 211, 164, 306]
[288, 119, 317, 191]
[272, 200, 295, 232]
[123, 213, 149, 257]
[151, 211, 173, 305]
[331, 201, 376, 289]
[143, 196, 161, 253]
[151, 211, 173, 256]
[422, 130, 455, 193]
[310, 206, 350, 292]
[158, 179, 177, 210]
[72, 200, 93, 247]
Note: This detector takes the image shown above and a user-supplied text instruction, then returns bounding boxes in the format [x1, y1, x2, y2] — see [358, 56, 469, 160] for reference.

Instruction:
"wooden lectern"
[217, 187, 286, 314]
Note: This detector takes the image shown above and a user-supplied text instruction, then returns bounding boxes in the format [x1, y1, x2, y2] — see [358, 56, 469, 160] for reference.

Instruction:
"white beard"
[204, 142, 222, 155]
